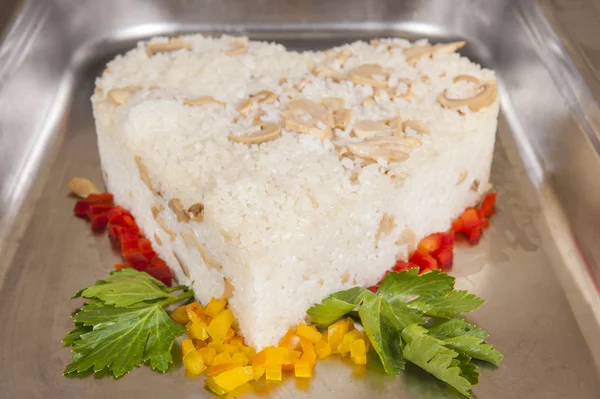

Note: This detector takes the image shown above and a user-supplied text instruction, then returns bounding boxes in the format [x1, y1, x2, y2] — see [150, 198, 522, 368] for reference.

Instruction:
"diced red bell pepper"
[433, 248, 453, 272]
[86, 193, 114, 205]
[481, 217, 490, 229]
[121, 215, 136, 228]
[440, 232, 454, 249]
[461, 208, 481, 230]
[451, 218, 464, 234]
[418, 233, 443, 253]
[480, 192, 497, 217]
[138, 238, 156, 260]
[150, 256, 168, 269]
[114, 263, 130, 270]
[146, 266, 173, 286]
[466, 227, 482, 244]
[367, 285, 378, 293]
[393, 260, 411, 272]
[107, 206, 128, 224]
[74, 200, 90, 218]
[90, 214, 109, 230]
[409, 249, 438, 273]
[126, 252, 150, 271]
[108, 224, 124, 238]
[89, 204, 113, 216]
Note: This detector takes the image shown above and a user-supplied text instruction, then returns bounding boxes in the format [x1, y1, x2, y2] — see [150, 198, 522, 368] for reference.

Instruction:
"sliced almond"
[403, 41, 466, 66]
[333, 109, 352, 129]
[184, 96, 225, 107]
[154, 233, 162, 246]
[221, 278, 234, 299]
[341, 271, 350, 283]
[312, 65, 344, 82]
[237, 90, 276, 115]
[134, 156, 158, 195]
[67, 177, 100, 198]
[172, 251, 190, 278]
[438, 81, 497, 112]
[180, 230, 222, 270]
[107, 85, 142, 105]
[362, 96, 375, 106]
[471, 179, 480, 192]
[457, 170, 469, 185]
[352, 120, 391, 139]
[387, 115, 404, 136]
[188, 203, 204, 222]
[346, 136, 415, 163]
[288, 98, 329, 121]
[376, 213, 397, 246]
[453, 74, 480, 84]
[336, 50, 352, 66]
[156, 217, 176, 241]
[168, 198, 189, 222]
[228, 122, 281, 144]
[151, 204, 164, 219]
[225, 42, 248, 56]
[321, 97, 345, 110]
[282, 112, 332, 140]
[403, 119, 429, 135]
[349, 64, 389, 88]
[146, 38, 191, 56]
[396, 227, 417, 253]
[296, 79, 310, 91]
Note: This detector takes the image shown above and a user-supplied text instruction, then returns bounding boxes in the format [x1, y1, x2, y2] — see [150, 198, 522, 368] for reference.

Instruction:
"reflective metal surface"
[1, 0, 600, 397]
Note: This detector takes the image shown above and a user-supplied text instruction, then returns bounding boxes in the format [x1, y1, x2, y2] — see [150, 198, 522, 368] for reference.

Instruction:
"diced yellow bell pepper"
[350, 339, 367, 365]
[232, 352, 250, 366]
[278, 329, 301, 351]
[210, 366, 254, 392]
[183, 350, 206, 376]
[213, 351, 233, 365]
[198, 347, 217, 366]
[314, 339, 332, 359]
[253, 366, 265, 380]
[185, 302, 205, 323]
[338, 343, 350, 357]
[289, 349, 301, 360]
[224, 343, 239, 355]
[293, 358, 313, 378]
[207, 309, 234, 341]
[327, 319, 351, 354]
[229, 337, 244, 348]
[204, 297, 227, 317]
[223, 327, 236, 342]
[241, 345, 256, 359]
[205, 377, 228, 395]
[252, 346, 291, 367]
[194, 339, 207, 349]
[343, 329, 365, 345]
[208, 339, 226, 354]
[265, 364, 282, 381]
[181, 339, 195, 357]
[170, 305, 189, 325]
[299, 337, 316, 366]
[186, 320, 209, 340]
[206, 362, 237, 377]
[297, 322, 322, 344]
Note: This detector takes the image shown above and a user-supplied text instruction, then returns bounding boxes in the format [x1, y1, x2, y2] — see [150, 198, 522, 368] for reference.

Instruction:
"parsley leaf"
[401, 325, 473, 398]
[377, 269, 455, 304]
[428, 318, 488, 340]
[454, 354, 479, 385]
[419, 290, 486, 317]
[307, 287, 371, 326]
[443, 336, 503, 366]
[63, 268, 193, 378]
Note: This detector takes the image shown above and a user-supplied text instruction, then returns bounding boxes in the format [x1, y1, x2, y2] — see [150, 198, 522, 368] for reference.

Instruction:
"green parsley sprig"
[62, 268, 194, 378]
[307, 269, 503, 398]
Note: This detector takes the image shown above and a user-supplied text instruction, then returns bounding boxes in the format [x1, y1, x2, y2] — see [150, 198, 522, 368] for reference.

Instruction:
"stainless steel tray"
[1, 0, 600, 397]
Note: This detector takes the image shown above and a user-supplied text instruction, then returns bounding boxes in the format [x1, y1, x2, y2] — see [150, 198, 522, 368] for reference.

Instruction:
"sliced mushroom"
[333, 109, 352, 129]
[188, 203, 204, 222]
[321, 97, 345, 110]
[237, 90, 276, 115]
[346, 136, 417, 163]
[168, 198, 190, 222]
[228, 122, 281, 144]
[402, 119, 429, 135]
[352, 120, 391, 139]
[403, 41, 466, 66]
[183, 96, 225, 107]
[146, 38, 191, 56]
[107, 85, 142, 105]
[438, 81, 497, 112]
[67, 177, 100, 198]
[349, 64, 389, 89]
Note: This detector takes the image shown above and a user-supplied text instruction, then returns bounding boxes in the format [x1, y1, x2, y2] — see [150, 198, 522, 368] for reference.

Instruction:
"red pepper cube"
[122, 215, 136, 228]
[467, 227, 482, 244]
[126, 252, 150, 271]
[146, 266, 173, 286]
[480, 192, 497, 217]
[90, 214, 109, 230]
[108, 224, 124, 238]
[367, 285, 378, 293]
[481, 217, 490, 229]
[409, 249, 438, 273]
[89, 204, 113, 216]
[461, 208, 481, 230]
[138, 238, 156, 260]
[451, 218, 464, 234]
[434, 248, 453, 272]
[114, 263, 130, 270]
[393, 260, 411, 273]
[150, 256, 168, 269]
[440, 232, 454, 249]
[418, 233, 443, 253]
[107, 206, 128, 224]
[73, 200, 90, 218]
[86, 193, 114, 205]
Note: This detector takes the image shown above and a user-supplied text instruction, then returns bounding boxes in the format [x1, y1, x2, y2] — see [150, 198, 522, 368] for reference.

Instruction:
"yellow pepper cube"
[208, 339, 226, 354]
[194, 339, 207, 349]
[204, 297, 227, 317]
[230, 337, 244, 347]
[299, 337, 317, 366]
[186, 320, 209, 341]
[223, 327, 236, 342]
[206, 362, 237, 377]
[242, 345, 256, 360]
[350, 339, 366, 357]
[351, 354, 367, 365]
[213, 351, 233, 365]
[183, 350, 206, 376]
[224, 343, 240, 355]
[327, 320, 350, 354]
[211, 366, 254, 392]
[265, 364, 282, 381]
[289, 349, 301, 360]
[337, 343, 350, 357]
[181, 339, 195, 357]
[205, 377, 228, 395]
[293, 358, 313, 378]
[343, 329, 365, 345]
[207, 309, 235, 341]
[198, 347, 217, 366]
[232, 352, 250, 366]
[252, 346, 291, 367]
[297, 322, 322, 344]
[314, 339, 332, 359]
[185, 302, 205, 323]
[253, 366, 266, 380]
[170, 305, 189, 325]
[278, 329, 301, 351]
